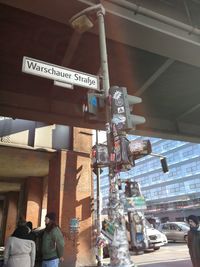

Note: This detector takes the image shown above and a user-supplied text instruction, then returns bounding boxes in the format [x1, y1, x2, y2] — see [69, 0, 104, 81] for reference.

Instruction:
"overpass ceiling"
[0, 0, 200, 142]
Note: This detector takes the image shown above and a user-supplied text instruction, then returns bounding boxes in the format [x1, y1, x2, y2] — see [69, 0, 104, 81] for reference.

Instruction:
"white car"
[146, 222, 168, 250]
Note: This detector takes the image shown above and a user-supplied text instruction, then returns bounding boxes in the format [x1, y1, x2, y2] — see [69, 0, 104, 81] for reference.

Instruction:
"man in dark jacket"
[42, 212, 65, 267]
[187, 215, 200, 267]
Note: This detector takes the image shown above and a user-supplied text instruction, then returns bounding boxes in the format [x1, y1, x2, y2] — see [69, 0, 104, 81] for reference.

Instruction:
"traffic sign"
[22, 56, 99, 90]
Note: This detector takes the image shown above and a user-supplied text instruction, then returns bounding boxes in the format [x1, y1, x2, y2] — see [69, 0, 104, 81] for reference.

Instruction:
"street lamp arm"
[150, 152, 165, 159]
[69, 4, 105, 25]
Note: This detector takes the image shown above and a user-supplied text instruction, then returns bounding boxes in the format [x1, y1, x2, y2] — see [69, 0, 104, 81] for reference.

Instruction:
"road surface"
[103, 243, 192, 267]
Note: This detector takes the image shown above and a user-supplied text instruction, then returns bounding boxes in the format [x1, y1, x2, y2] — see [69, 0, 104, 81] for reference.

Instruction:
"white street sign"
[22, 56, 99, 90]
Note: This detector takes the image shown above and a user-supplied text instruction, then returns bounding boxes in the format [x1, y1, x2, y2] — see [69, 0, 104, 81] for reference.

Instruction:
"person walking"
[187, 215, 200, 267]
[4, 224, 36, 267]
[42, 212, 65, 267]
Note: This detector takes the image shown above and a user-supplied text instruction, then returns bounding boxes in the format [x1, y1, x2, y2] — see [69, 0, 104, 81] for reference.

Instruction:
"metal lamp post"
[70, 4, 134, 267]
[70, 4, 106, 236]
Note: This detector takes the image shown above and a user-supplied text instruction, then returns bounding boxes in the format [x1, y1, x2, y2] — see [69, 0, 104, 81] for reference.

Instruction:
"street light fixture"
[70, 14, 94, 33]
[69, 4, 105, 33]
[70, 4, 107, 234]
[70, 4, 134, 267]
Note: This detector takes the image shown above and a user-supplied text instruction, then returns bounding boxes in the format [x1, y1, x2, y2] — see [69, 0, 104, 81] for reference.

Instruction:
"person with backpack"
[41, 212, 65, 267]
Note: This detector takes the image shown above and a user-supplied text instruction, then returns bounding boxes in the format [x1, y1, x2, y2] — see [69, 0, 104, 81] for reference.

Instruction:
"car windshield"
[145, 219, 154, 229]
[177, 223, 190, 230]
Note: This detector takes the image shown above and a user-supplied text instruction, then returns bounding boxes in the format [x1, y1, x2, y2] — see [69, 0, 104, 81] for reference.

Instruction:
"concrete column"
[4, 192, 19, 242]
[48, 150, 95, 267]
[48, 151, 64, 223]
[73, 127, 93, 154]
[0, 200, 4, 245]
[24, 177, 43, 228]
[40, 176, 48, 227]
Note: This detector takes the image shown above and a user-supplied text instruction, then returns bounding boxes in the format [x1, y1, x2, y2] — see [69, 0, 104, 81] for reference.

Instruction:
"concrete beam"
[79, 0, 200, 67]
[0, 145, 53, 177]
[0, 182, 21, 192]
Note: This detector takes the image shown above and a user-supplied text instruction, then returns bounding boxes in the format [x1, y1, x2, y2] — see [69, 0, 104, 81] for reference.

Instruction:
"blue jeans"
[42, 258, 59, 267]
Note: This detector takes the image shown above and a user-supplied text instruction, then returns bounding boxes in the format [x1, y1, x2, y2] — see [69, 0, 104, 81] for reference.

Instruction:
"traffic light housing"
[160, 157, 169, 173]
[109, 86, 145, 132]
[84, 92, 105, 122]
[91, 144, 109, 167]
[87, 92, 98, 115]
[128, 140, 152, 160]
[113, 136, 135, 171]
[125, 181, 142, 198]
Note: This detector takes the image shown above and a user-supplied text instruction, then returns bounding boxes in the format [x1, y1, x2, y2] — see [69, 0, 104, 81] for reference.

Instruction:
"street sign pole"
[97, 7, 134, 267]
[69, 4, 135, 266]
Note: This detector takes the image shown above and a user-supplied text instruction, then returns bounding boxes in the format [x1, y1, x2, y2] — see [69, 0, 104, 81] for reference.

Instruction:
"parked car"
[158, 222, 189, 242]
[145, 220, 168, 250]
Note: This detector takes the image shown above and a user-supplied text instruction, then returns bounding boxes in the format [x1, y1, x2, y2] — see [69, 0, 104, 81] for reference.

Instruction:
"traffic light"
[150, 153, 169, 173]
[125, 181, 142, 198]
[91, 144, 110, 167]
[87, 92, 105, 115]
[112, 135, 134, 171]
[84, 92, 105, 122]
[160, 157, 169, 173]
[109, 86, 145, 132]
[128, 140, 152, 160]
[125, 181, 132, 197]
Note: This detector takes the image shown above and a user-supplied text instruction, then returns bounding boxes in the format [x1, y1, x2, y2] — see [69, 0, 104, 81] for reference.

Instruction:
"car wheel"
[184, 235, 188, 242]
[154, 247, 160, 250]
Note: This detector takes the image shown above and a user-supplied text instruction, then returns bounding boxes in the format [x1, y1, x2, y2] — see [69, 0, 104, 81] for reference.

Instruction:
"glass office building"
[94, 135, 200, 222]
